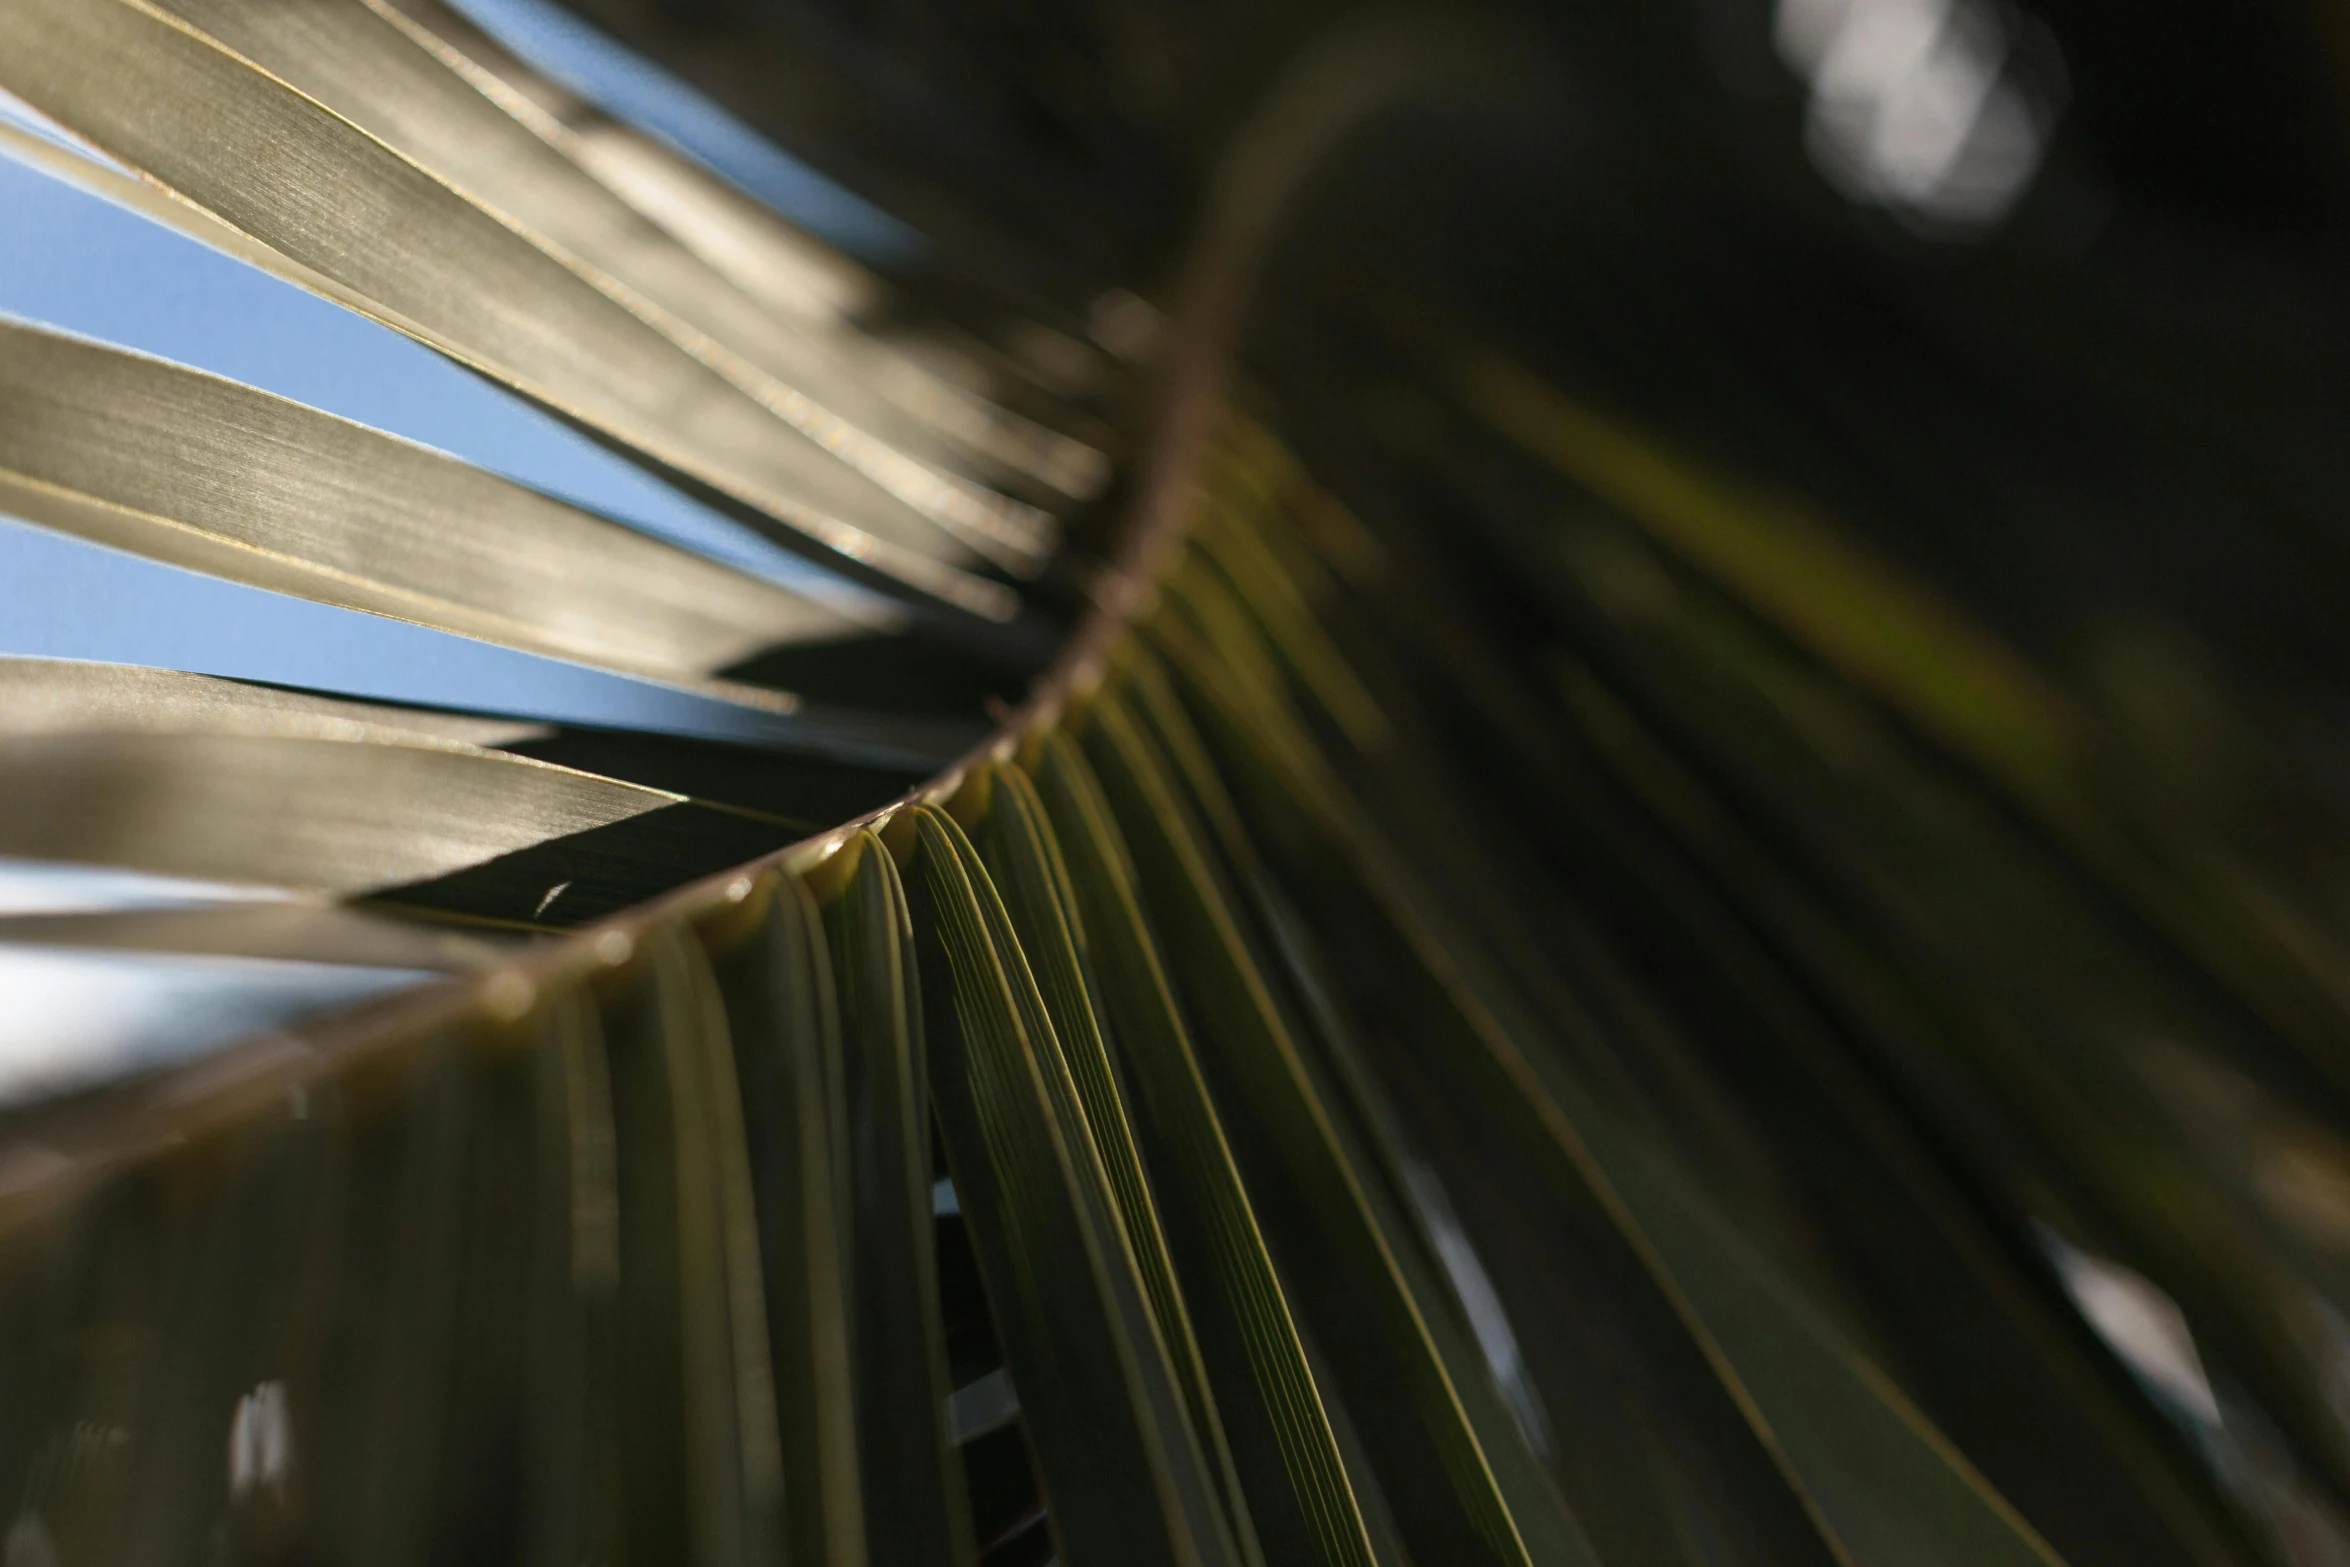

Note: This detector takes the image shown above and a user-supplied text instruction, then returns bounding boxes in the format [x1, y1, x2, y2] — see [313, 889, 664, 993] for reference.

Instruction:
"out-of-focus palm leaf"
[381, 0, 880, 327]
[375, 0, 1113, 502]
[1245, 470, 2262, 1567]
[1460, 358, 2350, 1114]
[144, 0, 1060, 573]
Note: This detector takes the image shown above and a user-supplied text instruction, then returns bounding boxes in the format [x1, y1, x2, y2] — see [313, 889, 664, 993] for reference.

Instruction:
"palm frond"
[0, 2, 2344, 1564]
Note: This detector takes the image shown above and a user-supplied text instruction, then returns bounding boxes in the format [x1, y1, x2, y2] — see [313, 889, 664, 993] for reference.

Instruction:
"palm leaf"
[0, 2, 2343, 1563]
[1026, 729, 1384, 1567]
[906, 800, 1250, 1567]
[0, 0, 1012, 618]
[817, 832, 975, 1567]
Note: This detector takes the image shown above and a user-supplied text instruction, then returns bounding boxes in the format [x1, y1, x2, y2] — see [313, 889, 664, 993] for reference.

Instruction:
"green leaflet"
[84, 1113, 322, 1565]
[427, 1008, 543, 1567]
[0, 730, 673, 898]
[0, 722, 814, 930]
[1130, 639, 1640, 1521]
[0, 980, 631, 1564]
[1025, 728, 1386, 1567]
[600, 927, 787, 1566]
[0, 651, 953, 818]
[1147, 630, 1807, 1566]
[967, 760, 1270, 1567]
[1116, 622, 1787, 1567]
[0, 318, 871, 687]
[524, 992, 630, 1567]
[1138, 553, 2068, 1566]
[144, 0, 1056, 577]
[820, 834, 976, 1567]
[904, 803, 1246, 1567]
[1077, 676, 1589, 1567]
[0, 0, 1013, 620]
[311, 1036, 478, 1567]
[706, 878, 868, 1567]
[17, 1185, 170, 1562]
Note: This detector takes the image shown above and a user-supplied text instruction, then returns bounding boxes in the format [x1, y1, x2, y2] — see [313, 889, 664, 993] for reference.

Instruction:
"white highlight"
[0, 946, 428, 1105]
[1775, 0, 2050, 227]
[2045, 1234, 2223, 1425]
[0, 857, 299, 916]
[228, 1381, 294, 1497]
